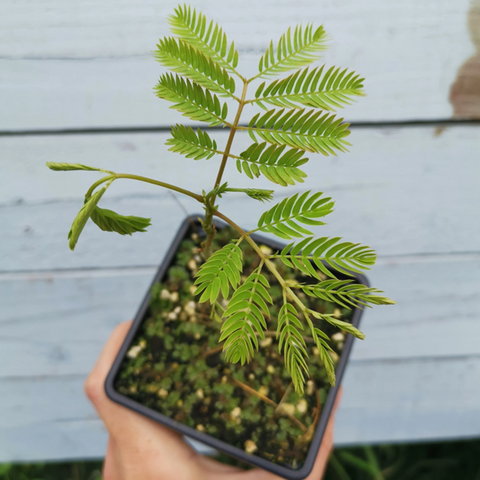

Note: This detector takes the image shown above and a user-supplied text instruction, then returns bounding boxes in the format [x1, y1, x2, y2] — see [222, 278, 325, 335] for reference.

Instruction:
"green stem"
[113, 174, 203, 202]
[85, 173, 203, 203]
[201, 199, 216, 259]
[213, 80, 249, 191]
[213, 210, 309, 316]
[202, 80, 249, 255]
[85, 175, 113, 199]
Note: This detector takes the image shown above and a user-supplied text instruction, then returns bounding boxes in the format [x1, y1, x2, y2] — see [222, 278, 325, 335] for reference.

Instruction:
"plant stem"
[113, 174, 203, 202]
[275, 382, 293, 414]
[301, 376, 322, 443]
[201, 200, 216, 259]
[85, 173, 203, 203]
[228, 376, 308, 432]
[85, 175, 114, 199]
[213, 209, 323, 350]
[213, 211, 310, 313]
[213, 80, 249, 190]
[202, 79, 249, 257]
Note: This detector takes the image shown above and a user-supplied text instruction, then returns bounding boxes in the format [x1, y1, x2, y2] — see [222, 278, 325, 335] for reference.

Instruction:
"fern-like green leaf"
[256, 191, 334, 240]
[67, 188, 106, 251]
[239, 189, 275, 203]
[46, 162, 105, 172]
[90, 207, 151, 235]
[309, 311, 365, 340]
[154, 37, 236, 98]
[312, 327, 336, 385]
[278, 236, 376, 278]
[253, 66, 364, 111]
[237, 143, 308, 186]
[246, 108, 350, 155]
[257, 24, 328, 78]
[168, 5, 239, 75]
[277, 302, 309, 394]
[194, 243, 243, 304]
[220, 269, 272, 365]
[155, 73, 228, 126]
[303, 279, 395, 309]
[166, 125, 219, 160]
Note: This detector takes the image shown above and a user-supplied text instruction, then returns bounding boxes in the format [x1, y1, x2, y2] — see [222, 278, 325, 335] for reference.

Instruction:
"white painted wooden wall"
[1, 0, 480, 463]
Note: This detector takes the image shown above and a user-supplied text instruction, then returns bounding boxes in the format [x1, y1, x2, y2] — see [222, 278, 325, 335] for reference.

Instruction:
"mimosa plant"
[46, 5, 394, 395]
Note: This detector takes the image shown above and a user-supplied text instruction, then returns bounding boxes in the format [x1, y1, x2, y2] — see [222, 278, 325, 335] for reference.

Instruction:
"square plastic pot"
[105, 215, 366, 480]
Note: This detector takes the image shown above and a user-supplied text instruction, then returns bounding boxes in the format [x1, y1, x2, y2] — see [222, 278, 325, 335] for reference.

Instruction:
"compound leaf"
[90, 208, 151, 235]
[68, 188, 106, 251]
[168, 5, 239, 75]
[46, 162, 104, 172]
[220, 269, 272, 365]
[277, 302, 309, 394]
[253, 66, 364, 111]
[155, 37, 236, 97]
[237, 143, 309, 186]
[257, 24, 328, 78]
[166, 125, 219, 160]
[155, 73, 228, 126]
[194, 243, 243, 304]
[246, 108, 350, 155]
[279, 236, 377, 278]
[303, 279, 395, 309]
[256, 191, 334, 240]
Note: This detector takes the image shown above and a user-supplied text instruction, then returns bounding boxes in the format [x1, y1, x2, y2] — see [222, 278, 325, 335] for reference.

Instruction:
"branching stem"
[228, 376, 308, 432]
[213, 210, 320, 341]
[85, 175, 114, 199]
[202, 80, 249, 257]
[213, 80, 249, 191]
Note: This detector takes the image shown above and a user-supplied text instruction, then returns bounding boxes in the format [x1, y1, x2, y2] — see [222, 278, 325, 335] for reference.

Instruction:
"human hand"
[85, 321, 342, 480]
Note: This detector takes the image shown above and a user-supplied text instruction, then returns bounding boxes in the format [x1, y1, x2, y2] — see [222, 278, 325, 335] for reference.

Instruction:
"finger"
[306, 386, 343, 479]
[103, 436, 122, 480]
[84, 320, 133, 413]
[84, 321, 190, 453]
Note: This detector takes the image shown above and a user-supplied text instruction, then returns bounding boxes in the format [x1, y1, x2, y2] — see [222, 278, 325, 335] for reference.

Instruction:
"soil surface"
[114, 226, 353, 470]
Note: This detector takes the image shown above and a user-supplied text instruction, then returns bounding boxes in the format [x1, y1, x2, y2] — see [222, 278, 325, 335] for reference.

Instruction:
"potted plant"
[46, 5, 394, 479]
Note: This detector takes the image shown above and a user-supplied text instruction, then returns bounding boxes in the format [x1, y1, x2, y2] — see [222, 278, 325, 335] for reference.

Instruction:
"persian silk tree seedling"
[46, 5, 394, 395]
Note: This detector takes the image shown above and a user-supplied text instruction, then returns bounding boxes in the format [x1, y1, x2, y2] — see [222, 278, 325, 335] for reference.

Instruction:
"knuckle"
[84, 372, 103, 404]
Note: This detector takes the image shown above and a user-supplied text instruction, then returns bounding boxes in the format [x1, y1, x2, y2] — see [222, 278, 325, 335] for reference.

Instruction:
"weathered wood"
[1, 256, 479, 378]
[2, 0, 480, 459]
[338, 355, 480, 445]
[0, 0, 475, 129]
[2, 246, 479, 458]
[1, 125, 480, 272]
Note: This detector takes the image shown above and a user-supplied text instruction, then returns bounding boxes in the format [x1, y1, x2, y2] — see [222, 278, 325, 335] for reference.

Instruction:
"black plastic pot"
[105, 216, 366, 480]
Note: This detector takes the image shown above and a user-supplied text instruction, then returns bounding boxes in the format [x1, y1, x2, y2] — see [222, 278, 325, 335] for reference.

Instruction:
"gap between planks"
[1, 119, 480, 137]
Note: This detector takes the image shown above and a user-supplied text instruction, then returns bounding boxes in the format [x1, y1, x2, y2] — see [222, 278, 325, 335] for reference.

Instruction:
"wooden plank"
[338, 355, 480, 445]
[1, 125, 479, 271]
[0, 269, 153, 378]
[0, 375, 106, 462]
[0, 0, 475, 129]
[2, 355, 480, 462]
[1, 256, 479, 378]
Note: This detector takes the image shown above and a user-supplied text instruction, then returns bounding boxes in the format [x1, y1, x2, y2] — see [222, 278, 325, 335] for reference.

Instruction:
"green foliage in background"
[0, 461, 102, 480]
[4, 438, 480, 480]
[46, 4, 394, 394]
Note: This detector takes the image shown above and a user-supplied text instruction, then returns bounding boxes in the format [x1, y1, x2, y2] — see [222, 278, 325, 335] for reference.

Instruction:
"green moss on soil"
[114, 227, 353, 470]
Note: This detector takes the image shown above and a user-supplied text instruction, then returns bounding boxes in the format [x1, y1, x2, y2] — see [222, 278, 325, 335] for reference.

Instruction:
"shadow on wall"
[450, 0, 480, 118]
